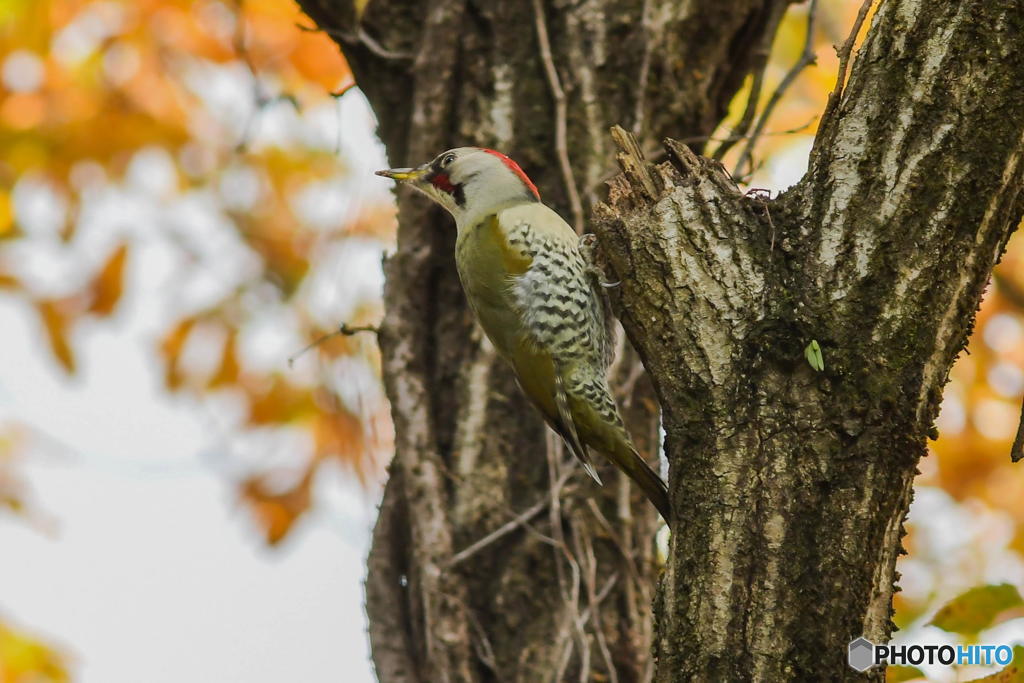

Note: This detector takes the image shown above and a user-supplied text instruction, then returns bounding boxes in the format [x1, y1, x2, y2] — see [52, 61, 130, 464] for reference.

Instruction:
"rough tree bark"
[298, 0, 1024, 680]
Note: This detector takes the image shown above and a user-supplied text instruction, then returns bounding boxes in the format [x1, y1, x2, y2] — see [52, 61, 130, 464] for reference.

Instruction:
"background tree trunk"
[298, 0, 1024, 680]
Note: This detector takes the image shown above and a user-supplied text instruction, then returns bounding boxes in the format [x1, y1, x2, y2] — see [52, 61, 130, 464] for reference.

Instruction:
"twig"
[1012, 403, 1024, 463]
[532, 0, 584, 233]
[593, 119, 815, 196]
[463, 600, 498, 673]
[586, 499, 644, 585]
[578, 571, 619, 625]
[712, 0, 789, 161]
[733, 0, 820, 179]
[631, 0, 653, 135]
[712, 64, 767, 162]
[573, 518, 619, 683]
[681, 117, 817, 147]
[295, 23, 413, 61]
[545, 434, 589, 681]
[287, 323, 378, 367]
[820, 0, 875, 129]
[446, 468, 572, 567]
[233, 0, 263, 152]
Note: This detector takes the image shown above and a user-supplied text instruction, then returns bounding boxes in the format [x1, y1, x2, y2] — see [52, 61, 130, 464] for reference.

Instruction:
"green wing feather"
[455, 208, 670, 521]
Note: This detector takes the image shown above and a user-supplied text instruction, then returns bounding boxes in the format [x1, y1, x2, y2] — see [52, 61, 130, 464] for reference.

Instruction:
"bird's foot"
[579, 234, 620, 288]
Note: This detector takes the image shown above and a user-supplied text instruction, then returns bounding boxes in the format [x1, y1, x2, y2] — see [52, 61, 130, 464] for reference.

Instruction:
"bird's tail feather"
[614, 444, 671, 523]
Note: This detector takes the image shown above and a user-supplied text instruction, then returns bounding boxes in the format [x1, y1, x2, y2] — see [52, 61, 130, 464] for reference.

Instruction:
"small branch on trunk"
[609, 125, 661, 200]
[819, 0, 874, 128]
[287, 323, 379, 367]
[532, 0, 584, 233]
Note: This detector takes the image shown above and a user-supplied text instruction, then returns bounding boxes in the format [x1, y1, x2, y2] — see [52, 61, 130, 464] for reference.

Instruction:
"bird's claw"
[579, 234, 620, 288]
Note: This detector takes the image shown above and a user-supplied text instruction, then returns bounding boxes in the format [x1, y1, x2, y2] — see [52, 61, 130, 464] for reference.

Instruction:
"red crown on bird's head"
[477, 148, 540, 200]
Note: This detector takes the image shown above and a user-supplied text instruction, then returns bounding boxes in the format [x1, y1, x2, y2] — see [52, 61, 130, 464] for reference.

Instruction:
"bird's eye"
[440, 153, 456, 168]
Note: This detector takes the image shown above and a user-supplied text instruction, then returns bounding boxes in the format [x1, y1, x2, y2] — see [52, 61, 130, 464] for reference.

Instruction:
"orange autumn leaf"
[35, 299, 75, 374]
[312, 409, 364, 469]
[87, 243, 128, 316]
[246, 377, 317, 425]
[239, 469, 313, 545]
[208, 330, 240, 389]
[159, 317, 196, 391]
[0, 619, 70, 683]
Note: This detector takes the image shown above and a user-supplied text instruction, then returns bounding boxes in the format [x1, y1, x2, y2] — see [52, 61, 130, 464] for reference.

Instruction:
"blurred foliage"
[965, 646, 1024, 682]
[0, 619, 69, 683]
[0, 0, 394, 556]
[888, 665, 926, 683]
[931, 584, 1024, 637]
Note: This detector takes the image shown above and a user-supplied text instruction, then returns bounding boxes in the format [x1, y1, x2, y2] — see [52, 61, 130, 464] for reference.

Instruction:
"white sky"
[0, 296, 378, 683]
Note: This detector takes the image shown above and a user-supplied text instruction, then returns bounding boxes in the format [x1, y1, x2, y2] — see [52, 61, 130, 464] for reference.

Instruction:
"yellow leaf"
[208, 330, 240, 388]
[246, 377, 316, 425]
[0, 191, 13, 236]
[0, 620, 69, 683]
[35, 299, 75, 374]
[87, 243, 129, 316]
[159, 318, 196, 390]
[239, 468, 313, 545]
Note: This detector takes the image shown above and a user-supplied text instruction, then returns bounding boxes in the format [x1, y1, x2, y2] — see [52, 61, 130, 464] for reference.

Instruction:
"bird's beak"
[375, 166, 427, 183]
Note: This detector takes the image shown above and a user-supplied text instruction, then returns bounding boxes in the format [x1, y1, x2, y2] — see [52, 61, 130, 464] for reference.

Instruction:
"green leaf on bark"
[804, 339, 824, 371]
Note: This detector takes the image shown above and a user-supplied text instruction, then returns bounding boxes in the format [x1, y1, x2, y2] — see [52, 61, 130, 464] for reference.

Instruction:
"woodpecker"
[377, 148, 670, 522]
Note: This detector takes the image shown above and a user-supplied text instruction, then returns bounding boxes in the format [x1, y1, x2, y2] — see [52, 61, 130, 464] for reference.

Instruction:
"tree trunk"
[297, 0, 1024, 680]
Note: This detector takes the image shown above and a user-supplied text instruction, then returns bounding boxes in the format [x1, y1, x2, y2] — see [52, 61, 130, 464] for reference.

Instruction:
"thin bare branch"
[679, 117, 817, 147]
[712, 66, 767, 162]
[819, 0, 875, 128]
[631, 0, 653, 135]
[574, 517, 619, 683]
[287, 323, 379, 367]
[533, 0, 585, 233]
[296, 22, 414, 60]
[446, 468, 572, 567]
[733, 0, 819, 179]
[712, 0, 788, 161]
